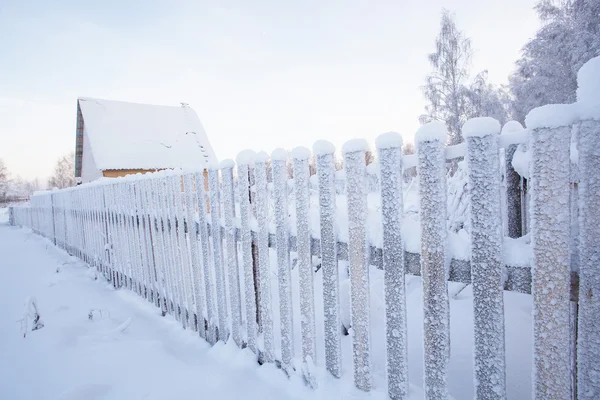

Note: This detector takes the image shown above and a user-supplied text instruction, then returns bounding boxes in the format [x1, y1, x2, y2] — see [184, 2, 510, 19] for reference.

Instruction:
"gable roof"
[75, 97, 217, 175]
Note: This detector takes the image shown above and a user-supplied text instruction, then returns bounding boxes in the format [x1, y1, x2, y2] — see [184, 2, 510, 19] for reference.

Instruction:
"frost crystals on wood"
[464, 118, 506, 399]
[254, 153, 275, 363]
[272, 150, 295, 371]
[376, 132, 409, 400]
[343, 139, 372, 392]
[293, 147, 316, 386]
[221, 163, 243, 346]
[314, 141, 342, 379]
[416, 122, 450, 399]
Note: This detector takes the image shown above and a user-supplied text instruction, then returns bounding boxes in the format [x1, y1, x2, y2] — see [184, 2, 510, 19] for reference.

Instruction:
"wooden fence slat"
[416, 121, 450, 399]
[208, 168, 229, 341]
[195, 171, 216, 344]
[314, 141, 342, 379]
[159, 176, 179, 318]
[272, 150, 294, 371]
[376, 132, 409, 400]
[293, 146, 317, 385]
[575, 56, 600, 399]
[184, 173, 205, 336]
[343, 139, 372, 392]
[254, 152, 275, 363]
[236, 152, 258, 353]
[577, 118, 600, 399]
[464, 118, 506, 399]
[527, 105, 574, 400]
[221, 162, 243, 346]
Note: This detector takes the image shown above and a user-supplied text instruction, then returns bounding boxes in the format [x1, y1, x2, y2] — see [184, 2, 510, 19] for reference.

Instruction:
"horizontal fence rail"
[9, 56, 600, 400]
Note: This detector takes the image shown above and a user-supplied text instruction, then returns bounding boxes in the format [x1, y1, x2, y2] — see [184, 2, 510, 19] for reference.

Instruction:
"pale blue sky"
[0, 0, 539, 182]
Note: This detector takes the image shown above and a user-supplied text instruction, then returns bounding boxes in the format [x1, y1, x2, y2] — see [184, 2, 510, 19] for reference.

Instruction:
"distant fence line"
[10, 57, 600, 400]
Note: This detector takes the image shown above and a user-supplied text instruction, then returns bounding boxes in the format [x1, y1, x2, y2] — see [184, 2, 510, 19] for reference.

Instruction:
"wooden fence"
[9, 57, 600, 400]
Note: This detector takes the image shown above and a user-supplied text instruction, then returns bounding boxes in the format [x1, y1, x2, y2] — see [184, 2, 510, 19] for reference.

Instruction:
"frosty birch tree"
[314, 141, 342, 379]
[343, 139, 372, 392]
[463, 117, 506, 399]
[420, 10, 473, 145]
[526, 104, 575, 399]
[376, 132, 409, 400]
[48, 152, 76, 189]
[575, 55, 600, 399]
[416, 121, 450, 399]
[509, 0, 600, 122]
[421, 10, 509, 144]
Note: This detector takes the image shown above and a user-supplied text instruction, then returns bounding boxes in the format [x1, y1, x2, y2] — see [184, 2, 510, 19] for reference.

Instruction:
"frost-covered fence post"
[221, 160, 243, 346]
[169, 174, 189, 327]
[575, 56, 600, 399]
[463, 118, 506, 399]
[236, 151, 258, 353]
[271, 149, 294, 371]
[254, 152, 275, 363]
[502, 121, 525, 238]
[314, 140, 342, 379]
[416, 121, 450, 399]
[526, 104, 575, 399]
[208, 166, 229, 341]
[293, 146, 317, 384]
[184, 173, 205, 336]
[343, 139, 372, 392]
[376, 132, 408, 400]
[195, 171, 216, 343]
[143, 178, 164, 310]
[160, 176, 179, 318]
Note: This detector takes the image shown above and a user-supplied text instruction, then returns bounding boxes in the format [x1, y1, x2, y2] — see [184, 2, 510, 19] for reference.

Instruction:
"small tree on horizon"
[48, 152, 76, 190]
[0, 158, 9, 202]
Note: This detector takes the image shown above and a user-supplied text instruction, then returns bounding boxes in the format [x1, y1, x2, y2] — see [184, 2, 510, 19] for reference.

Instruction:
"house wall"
[102, 169, 158, 178]
[81, 127, 103, 183]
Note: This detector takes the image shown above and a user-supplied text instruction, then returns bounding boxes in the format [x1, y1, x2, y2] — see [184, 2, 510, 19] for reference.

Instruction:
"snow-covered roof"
[77, 97, 217, 172]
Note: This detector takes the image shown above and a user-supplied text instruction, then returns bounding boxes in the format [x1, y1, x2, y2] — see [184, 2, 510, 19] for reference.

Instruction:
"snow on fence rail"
[10, 57, 600, 400]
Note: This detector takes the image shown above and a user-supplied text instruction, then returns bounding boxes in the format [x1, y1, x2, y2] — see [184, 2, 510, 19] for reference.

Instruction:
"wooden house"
[75, 97, 217, 183]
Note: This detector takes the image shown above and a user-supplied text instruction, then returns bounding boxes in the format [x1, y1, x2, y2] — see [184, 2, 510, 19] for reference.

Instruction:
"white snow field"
[0, 208, 534, 399]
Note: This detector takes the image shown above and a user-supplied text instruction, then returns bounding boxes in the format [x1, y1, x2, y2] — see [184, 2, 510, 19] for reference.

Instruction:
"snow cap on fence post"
[576, 55, 600, 121]
[462, 117, 507, 399]
[342, 138, 372, 392]
[235, 149, 258, 353]
[271, 148, 295, 371]
[236, 150, 256, 166]
[292, 146, 317, 386]
[253, 151, 275, 363]
[575, 55, 600, 399]
[501, 120, 525, 135]
[376, 131, 409, 400]
[525, 103, 574, 399]
[415, 121, 450, 399]
[313, 140, 342, 380]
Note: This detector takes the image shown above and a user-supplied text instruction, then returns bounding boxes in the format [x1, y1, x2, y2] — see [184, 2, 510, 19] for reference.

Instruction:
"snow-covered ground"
[0, 207, 534, 399]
